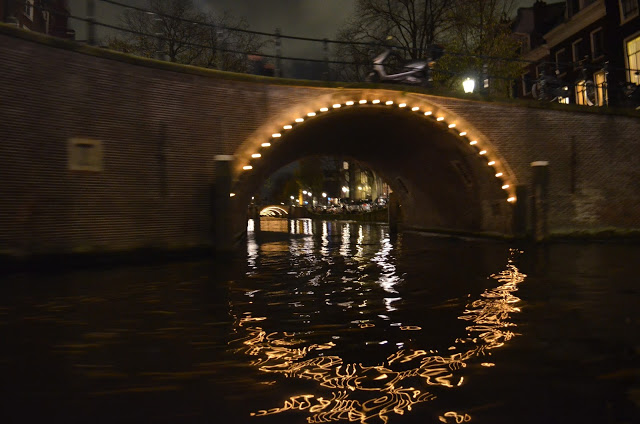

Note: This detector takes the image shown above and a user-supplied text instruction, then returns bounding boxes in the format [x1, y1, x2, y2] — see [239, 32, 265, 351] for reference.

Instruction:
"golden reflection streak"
[233, 250, 526, 423]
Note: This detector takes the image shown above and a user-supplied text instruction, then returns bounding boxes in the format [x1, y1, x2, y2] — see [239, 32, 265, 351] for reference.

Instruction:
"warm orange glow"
[507, 197, 516, 202]
[495, 172, 503, 177]
[424, 111, 432, 115]
[233, 254, 527, 423]
[261, 142, 271, 147]
[469, 140, 477, 145]
[272, 133, 282, 138]
[320, 107, 329, 112]
[502, 184, 510, 189]
[251, 153, 261, 158]
[385, 100, 393, 105]
[448, 123, 456, 128]
[333, 104, 341, 108]
[346, 101, 355, 105]
[307, 112, 316, 117]
[437, 117, 444, 121]
[459, 131, 467, 136]
[229, 192, 235, 197]
[242, 165, 253, 170]
[399, 103, 407, 107]
[479, 150, 487, 155]
[412, 107, 420, 111]
[488, 161, 495, 166]
[295, 118, 304, 123]
[283, 124, 292, 130]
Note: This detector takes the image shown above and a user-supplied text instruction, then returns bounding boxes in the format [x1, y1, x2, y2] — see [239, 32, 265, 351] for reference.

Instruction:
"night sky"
[69, 0, 535, 61]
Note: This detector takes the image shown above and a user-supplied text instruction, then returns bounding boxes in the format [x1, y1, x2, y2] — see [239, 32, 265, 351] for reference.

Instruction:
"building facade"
[514, 0, 639, 108]
[1, 0, 74, 39]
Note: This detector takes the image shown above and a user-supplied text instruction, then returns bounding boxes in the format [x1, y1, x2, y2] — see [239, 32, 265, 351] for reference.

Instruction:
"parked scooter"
[365, 45, 443, 86]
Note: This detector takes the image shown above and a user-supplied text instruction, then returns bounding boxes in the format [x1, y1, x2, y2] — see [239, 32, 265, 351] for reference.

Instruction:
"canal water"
[1, 218, 638, 424]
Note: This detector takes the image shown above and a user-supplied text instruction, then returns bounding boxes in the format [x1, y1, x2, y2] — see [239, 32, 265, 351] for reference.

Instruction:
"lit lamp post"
[463, 77, 475, 94]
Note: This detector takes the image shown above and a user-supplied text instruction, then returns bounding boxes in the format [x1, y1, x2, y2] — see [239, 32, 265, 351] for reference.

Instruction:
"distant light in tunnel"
[243, 165, 253, 170]
[437, 117, 444, 121]
[459, 131, 467, 136]
[333, 104, 341, 108]
[385, 101, 393, 105]
[412, 107, 419, 111]
[448, 123, 456, 128]
[303, 190, 307, 195]
[295, 118, 304, 123]
[502, 184, 510, 189]
[346, 101, 354, 105]
[479, 150, 487, 155]
[470, 140, 478, 145]
[372, 99, 380, 104]
[272, 133, 281, 138]
[488, 161, 495, 166]
[359, 100, 367, 104]
[229, 192, 236, 197]
[507, 197, 516, 202]
[307, 112, 316, 117]
[424, 111, 432, 116]
[398, 103, 407, 107]
[495, 172, 503, 177]
[251, 153, 261, 158]
[320, 107, 329, 112]
[283, 125, 292, 130]
[261, 142, 271, 147]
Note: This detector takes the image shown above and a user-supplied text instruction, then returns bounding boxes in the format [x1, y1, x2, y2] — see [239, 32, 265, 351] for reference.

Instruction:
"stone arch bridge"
[1, 25, 639, 258]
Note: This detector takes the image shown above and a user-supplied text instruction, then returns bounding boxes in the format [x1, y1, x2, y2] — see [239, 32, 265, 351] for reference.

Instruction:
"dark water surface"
[1, 219, 638, 424]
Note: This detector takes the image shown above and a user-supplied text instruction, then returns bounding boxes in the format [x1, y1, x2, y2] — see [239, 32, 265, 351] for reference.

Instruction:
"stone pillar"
[213, 155, 234, 252]
[531, 161, 549, 242]
[388, 191, 399, 234]
[250, 204, 261, 234]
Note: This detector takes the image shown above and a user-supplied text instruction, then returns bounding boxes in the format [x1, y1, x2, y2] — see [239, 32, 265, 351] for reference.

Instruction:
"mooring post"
[531, 161, 549, 242]
[388, 191, 399, 234]
[213, 155, 234, 252]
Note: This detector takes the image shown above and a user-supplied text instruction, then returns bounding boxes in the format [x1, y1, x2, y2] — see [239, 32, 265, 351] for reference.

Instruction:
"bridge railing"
[7, 0, 639, 108]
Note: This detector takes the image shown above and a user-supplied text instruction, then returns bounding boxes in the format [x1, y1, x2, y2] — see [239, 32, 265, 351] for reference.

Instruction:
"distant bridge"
[1, 25, 639, 257]
[259, 206, 289, 217]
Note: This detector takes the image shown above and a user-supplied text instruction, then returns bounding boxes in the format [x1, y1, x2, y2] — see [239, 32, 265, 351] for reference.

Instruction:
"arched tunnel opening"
[229, 104, 514, 241]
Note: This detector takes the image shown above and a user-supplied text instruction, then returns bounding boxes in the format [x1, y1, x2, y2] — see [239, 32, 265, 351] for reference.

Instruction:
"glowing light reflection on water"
[234, 219, 526, 423]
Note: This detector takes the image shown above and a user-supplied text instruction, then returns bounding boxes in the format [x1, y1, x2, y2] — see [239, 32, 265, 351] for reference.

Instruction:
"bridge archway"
[260, 206, 289, 217]
[231, 92, 518, 237]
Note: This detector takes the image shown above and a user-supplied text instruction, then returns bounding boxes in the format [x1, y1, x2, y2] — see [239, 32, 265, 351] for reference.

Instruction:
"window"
[594, 70, 608, 106]
[556, 48, 568, 75]
[619, 0, 639, 23]
[626, 33, 640, 84]
[576, 81, 588, 105]
[572, 38, 585, 68]
[558, 87, 570, 104]
[590, 28, 604, 59]
[568, 0, 597, 18]
[23, 1, 34, 20]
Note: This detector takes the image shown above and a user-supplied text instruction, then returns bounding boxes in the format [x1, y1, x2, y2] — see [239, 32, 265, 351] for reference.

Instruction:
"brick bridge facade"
[1, 25, 639, 258]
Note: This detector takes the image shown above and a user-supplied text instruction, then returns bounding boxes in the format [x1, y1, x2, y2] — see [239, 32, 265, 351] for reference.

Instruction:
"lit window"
[558, 87, 570, 104]
[619, 0, 639, 23]
[625, 33, 640, 84]
[594, 70, 608, 106]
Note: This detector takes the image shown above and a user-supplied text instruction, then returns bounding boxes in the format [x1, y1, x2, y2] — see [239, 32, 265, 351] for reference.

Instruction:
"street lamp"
[463, 77, 475, 94]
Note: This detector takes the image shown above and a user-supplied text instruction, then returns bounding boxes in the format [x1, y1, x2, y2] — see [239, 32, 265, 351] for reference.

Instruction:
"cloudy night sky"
[68, 0, 536, 73]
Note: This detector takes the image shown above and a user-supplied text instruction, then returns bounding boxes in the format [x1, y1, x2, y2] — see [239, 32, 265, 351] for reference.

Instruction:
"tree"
[105, 0, 265, 73]
[434, 0, 521, 97]
[333, 0, 452, 81]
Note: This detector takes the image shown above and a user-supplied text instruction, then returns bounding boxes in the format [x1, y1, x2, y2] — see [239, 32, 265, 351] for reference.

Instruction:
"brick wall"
[1, 27, 639, 258]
